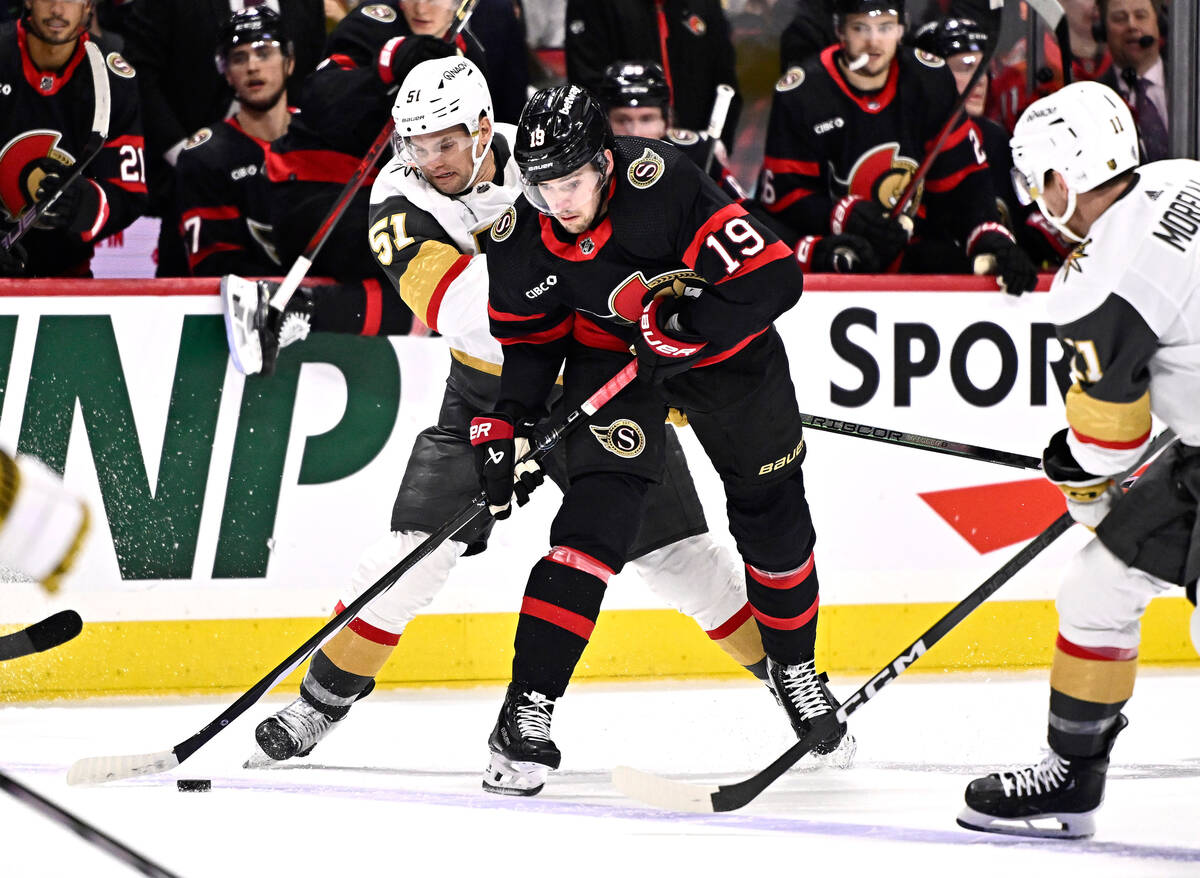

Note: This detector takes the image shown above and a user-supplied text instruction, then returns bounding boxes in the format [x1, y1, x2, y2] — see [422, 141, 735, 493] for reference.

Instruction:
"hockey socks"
[300, 650, 376, 721]
[1047, 634, 1136, 757]
[744, 554, 820, 665]
[511, 549, 612, 699]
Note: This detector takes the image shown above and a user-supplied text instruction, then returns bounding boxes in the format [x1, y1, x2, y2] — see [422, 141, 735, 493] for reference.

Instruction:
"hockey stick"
[0, 769, 180, 877]
[0, 41, 110, 255]
[799, 413, 1040, 470]
[614, 511, 1074, 812]
[0, 610, 83, 662]
[890, 0, 1006, 223]
[701, 84, 736, 176]
[613, 429, 1177, 813]
[1023, 0, 1072, 86]
[66, 359, 638, 786]
[264, 0, 481, 318]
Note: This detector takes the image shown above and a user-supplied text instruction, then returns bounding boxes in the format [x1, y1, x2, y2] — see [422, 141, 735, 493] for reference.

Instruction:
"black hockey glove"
[1042, 427, 1120, 530]
[970, 227, 1038, 295]
[796, 234, 880, 273]
[634, 288, 709, 386]
[34, 158, 100, 236]
[469, 412, 544, 520]
[830, 196, 910, 265]
[382, 34, 457, 85]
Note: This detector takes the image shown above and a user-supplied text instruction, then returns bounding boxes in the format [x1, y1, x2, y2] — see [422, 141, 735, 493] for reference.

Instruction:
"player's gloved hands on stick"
[383, 34, 457, 84]
[972, 229, 1038, 295]
[633, 291, 709, 386]
[798, 234, 880, 273]
[831, 195, 910, 265]
[1043, 428, 1120, 530]
[469, 412, 544, 520]
[34, 158, 100, 235]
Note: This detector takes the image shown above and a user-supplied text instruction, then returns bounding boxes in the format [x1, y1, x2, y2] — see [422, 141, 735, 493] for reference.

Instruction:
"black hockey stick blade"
[799, 413, 1041, 470]
[0, 610, 83, 661]
[0, 770, 180, 878]
[613, 512, 1075, 812]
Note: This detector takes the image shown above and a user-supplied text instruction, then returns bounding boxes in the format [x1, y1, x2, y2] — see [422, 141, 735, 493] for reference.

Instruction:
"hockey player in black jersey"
[263, 0, 487, 329]
[175, 7, 292, 277]
[242, 58, 775, 775]
[759, 0, 1036, 291]
[474, 85, 855, 795]
[0, 0, 146, 277]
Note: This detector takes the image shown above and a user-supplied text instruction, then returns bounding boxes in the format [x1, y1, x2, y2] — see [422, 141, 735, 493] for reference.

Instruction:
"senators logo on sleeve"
[627, 147, 665, 189]
[490, 206, 516, 242]
[589, 419, 646, 458]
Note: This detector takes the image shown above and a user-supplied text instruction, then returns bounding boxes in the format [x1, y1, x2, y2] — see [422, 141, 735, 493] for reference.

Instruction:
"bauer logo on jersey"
[589, 419, 646, 459]
[183, 128, 213, 150]
[914, 49, 945, 68]
[776, 67, 805, 93]
[361, 4, 397, 22]
[490, 206, 517, 242]
[106, 53, 136, 79]
[628, 148, 665, 189]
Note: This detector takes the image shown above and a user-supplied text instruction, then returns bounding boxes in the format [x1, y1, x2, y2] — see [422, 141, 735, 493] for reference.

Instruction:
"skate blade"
[482, 753, 550, 797]
[813, 731, 857, 770]
[242, 744, 280, 770]
[956, 805, 1097, 839]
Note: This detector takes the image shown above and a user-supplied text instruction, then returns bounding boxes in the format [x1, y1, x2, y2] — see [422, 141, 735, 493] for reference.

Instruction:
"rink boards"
[0, 276, 1193, 699]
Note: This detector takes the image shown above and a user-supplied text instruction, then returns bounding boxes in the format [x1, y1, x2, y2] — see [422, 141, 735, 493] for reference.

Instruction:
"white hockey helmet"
[391, 56, 495, 191]
[1009, 81, 1139, 241]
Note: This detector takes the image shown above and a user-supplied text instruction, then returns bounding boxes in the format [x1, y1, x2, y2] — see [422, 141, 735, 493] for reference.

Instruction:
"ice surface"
[2, 670, 1197, 877]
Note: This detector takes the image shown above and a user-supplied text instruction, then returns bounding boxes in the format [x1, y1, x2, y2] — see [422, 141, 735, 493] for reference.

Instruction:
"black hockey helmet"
[514, 85, 613, 185]
[597, 61, 671, 111]
[215, 6, 293, 74]
[833, 0, 906, 27]
[912, 17, 988, 58]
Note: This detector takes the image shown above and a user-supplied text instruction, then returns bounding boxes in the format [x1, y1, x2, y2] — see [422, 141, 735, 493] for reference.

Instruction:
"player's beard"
[239, 83, 287, 114]
[29, 13, 86, 45]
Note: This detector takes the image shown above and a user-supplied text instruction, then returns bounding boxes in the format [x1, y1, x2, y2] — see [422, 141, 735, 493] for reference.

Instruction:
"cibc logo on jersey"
[589, 419, 646, 458]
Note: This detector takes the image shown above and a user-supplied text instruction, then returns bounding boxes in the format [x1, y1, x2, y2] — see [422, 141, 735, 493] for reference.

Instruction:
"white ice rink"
[2, 670, 1198, 878]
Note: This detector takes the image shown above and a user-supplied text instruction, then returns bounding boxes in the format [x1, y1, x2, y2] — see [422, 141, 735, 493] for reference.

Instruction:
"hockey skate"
[767, 658, 856, 769]
[482, 684, 561, 797]
[221, 275, 312, 376]
[957, 716, 1127, 839]
[245, 697, 339, 768]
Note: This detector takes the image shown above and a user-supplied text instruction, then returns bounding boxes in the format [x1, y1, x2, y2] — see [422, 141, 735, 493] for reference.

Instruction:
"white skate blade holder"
[482, 752, 551, 797]
[956, 805, 1098, 840]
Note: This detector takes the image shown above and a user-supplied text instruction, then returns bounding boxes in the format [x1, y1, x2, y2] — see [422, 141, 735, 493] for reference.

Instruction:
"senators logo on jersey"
[627, 148, 665, 189]
[589, 419, 646, 458]
[834, 142, 922, 212]
[0, 129, 75, 220]
[605, 269, 705, 324]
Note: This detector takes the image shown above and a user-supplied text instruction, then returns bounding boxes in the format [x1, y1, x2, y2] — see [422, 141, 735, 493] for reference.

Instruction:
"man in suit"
[1098, 0, 1169, 161]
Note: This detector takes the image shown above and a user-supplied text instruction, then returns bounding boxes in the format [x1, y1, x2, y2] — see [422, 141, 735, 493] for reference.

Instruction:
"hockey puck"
[176, 779, 212, 792]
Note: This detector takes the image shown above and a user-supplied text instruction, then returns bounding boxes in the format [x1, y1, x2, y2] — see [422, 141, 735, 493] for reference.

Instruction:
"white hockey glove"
[1042, 428, 1120, 530]
[0, 451, 89, 593]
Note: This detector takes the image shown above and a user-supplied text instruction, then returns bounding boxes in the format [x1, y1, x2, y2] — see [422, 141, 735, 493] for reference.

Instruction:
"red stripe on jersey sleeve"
[572, 313, 630, 352]
[426, 253, 471, 333]
[925, 162, 985, 193]
[488, 303, 548, 322]
[763, 187, 813, 214]
[713, 239, 792, 284]
[682, 202, 749, 268]
[496, 316, 573, 346]
[181, 205, 241, 222]
[761, 156, 821, 177]
[187, 241, 242, 271]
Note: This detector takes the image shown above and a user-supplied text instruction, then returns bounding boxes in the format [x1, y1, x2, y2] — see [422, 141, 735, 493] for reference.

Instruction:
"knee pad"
[631, 534, 748, 631]
[340, 531, 465, 636]
[1057, 539, 1174, 650]
[549, 473, 649, 573]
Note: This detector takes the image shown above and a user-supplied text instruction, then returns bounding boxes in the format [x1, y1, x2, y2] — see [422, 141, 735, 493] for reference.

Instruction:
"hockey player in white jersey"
[0, 450, 88, 595]
[958, 81, 1200, 839]
[245, 58, 782, 793]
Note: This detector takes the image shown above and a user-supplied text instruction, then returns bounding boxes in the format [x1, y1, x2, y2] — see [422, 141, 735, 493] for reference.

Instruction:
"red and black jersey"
[0, 21, 147, 276]
[267, 2, 487, 189]
[486, 136, 799, 420]
[175, 116, 284, 277]
[758, 45, 1002, 252]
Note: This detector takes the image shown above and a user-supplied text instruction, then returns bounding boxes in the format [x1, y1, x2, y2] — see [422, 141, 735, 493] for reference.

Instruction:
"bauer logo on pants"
[589, 419, 645, 458]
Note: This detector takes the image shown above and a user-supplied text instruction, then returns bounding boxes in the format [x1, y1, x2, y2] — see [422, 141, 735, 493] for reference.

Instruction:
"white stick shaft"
[706, 84, 735, 141]
[269, 255, 313, 312]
